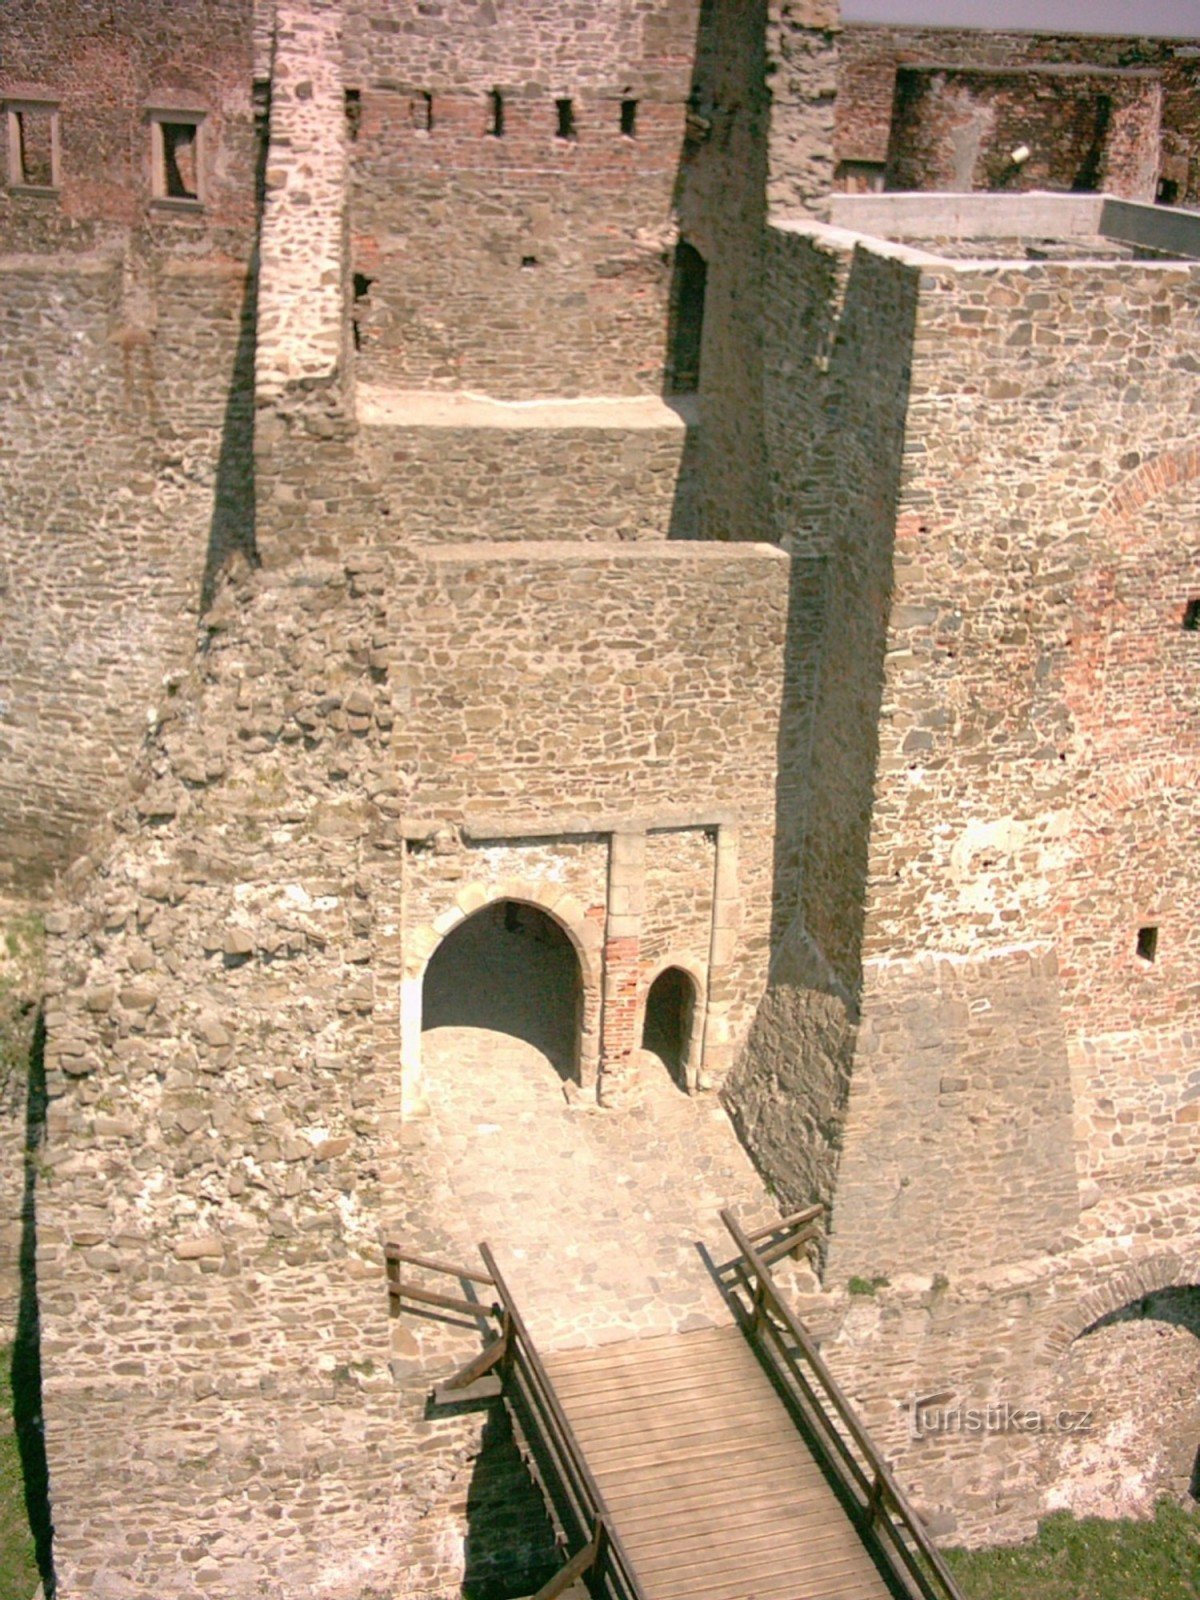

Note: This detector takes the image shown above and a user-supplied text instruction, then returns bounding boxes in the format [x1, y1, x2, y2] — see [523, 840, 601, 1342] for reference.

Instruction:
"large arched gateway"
[421, 899, 582, 1081]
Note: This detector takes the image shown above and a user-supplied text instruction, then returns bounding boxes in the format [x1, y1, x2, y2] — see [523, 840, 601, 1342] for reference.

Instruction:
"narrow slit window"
[1183, 597, 1200, 632]
[5, 101, 59, 190]
[556, 98, 576, 140]
[344, 88, 362, 141]
[488, 89, 504, 137]
[421, 91, 434, 132]
[1136, 926, 1158, 963]
[620, 97, 638, 137]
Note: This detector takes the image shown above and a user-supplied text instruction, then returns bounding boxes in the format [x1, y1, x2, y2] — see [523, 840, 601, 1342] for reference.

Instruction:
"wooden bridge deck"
[543, 1324, 898, 1600]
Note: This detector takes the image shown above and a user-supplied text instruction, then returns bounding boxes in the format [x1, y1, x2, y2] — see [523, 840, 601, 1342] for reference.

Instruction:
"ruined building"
[1, 1, 1199, 1596]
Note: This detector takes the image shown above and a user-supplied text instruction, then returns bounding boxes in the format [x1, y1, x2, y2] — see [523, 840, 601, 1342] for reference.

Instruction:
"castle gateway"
[1, 1, 1198, 1595]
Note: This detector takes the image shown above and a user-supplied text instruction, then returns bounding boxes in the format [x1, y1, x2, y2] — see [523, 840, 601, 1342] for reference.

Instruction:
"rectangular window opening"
[149, 111, 205, 205]
[162, 122, 198, 198]
[488, 89, 504, 137]
[6, 102, 59, 190]
[1183, 597, 1200, 632]
[620, 97, 638, 137]
[421, 90, 433, 132]
[556, 97, 576, 140]
[1136, 925, 1158, 963]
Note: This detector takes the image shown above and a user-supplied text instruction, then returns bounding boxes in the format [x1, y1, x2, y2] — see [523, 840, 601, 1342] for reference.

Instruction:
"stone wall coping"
[401, 811, 738, 841]
[896, 61, 1161, 82]
[773, 216, 940, 270]
[821, 192, 1200, 264]
[357, 385, 698, 431]
[418, 539, 787, 564]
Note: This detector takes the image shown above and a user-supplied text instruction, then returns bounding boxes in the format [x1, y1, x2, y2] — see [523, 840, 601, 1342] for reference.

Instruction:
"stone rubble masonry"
[836, 23, 1200, 204]
[0, 0, 258, 889]
[256, 0, 348, 403]
[6, 0, 1200, 1587]
[34, 523, 799, 1593]
[355, 390, 699, 543]
[343, 0, 697, 399]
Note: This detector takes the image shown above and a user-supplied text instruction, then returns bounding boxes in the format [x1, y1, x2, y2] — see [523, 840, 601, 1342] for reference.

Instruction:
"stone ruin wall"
[0, 0, 258, 892]
[726, 213, 1200, 1543]
[6, 0, 1200, 1581]
[837, 24, 1200, 205]
[342, 0, 692, 399]
[34, 528, 802, 1596]
[724, 223, 920, 1220]
[885, 65, 1162, 201]
[840, 248, 1200, 1269]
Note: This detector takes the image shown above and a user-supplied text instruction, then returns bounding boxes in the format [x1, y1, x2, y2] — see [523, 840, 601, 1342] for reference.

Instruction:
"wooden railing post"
[719, 1208, 965, 1600]
[751, 1273, 766, 1334]
[866, 1472, 884, 1527]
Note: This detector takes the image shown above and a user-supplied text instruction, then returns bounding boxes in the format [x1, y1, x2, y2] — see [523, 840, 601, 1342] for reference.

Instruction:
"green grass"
[0, 1350, 37, 1600]
[945, 1500, 1200, 1600]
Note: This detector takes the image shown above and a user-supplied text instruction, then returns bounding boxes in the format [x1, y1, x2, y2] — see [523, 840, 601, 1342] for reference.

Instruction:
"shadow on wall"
[767, 242, 918, 992]
[720, 238, 918, 1220]
[200, 79, 270, 610]
[13, 1009, 54, 1595]
[421, 901, 581, 1082]
[461, 1402, 561, 1600]
[662, 241, 705, 541]
[666, 0, 770, 543]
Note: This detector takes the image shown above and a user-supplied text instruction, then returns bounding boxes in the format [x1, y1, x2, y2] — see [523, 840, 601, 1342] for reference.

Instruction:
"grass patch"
[945, 1500, 1200, 1599]
[0, 1349, 37, 1600]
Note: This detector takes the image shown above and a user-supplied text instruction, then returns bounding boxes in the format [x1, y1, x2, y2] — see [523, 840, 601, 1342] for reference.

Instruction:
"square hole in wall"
[555, 98, 576, 140]
[1183, 597, 1200, 631]
[5, 100, 59, 191]
[148, 109, 206, 206]
[1136, 925, 1158, 962]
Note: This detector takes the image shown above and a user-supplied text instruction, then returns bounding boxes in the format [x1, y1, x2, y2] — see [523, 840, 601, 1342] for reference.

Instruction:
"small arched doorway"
[422, 899, 581, 1081]
[641, 966, 697, 1090]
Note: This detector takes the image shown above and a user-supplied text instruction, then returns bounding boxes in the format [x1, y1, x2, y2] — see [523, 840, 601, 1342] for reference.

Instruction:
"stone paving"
[417, 1023, 783, 1351]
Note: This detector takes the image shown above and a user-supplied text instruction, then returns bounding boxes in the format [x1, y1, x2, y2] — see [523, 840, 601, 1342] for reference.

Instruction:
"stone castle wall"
[837, 24, 1200, 203]
[35, 525, 801, 1595]
[8, 0, 1200, 1585]
[343, 0, 697, 398]
[0, 0, 258, 889]
[724, 221, 920, 1216]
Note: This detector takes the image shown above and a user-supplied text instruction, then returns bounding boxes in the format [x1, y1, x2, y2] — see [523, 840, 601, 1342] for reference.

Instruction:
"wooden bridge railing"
[720, 1209, 965, 1600]
[386, 1241, 647, 1600]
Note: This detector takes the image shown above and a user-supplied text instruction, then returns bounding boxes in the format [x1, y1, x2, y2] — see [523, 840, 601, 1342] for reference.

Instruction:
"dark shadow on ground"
[422, 901, 581, 1081]
[12, 1008, 54, 1595]
[462, 1403, 561, 1600]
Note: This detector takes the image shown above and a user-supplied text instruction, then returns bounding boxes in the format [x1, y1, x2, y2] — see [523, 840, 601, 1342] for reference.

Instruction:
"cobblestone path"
[419, 1023, 780, 1351]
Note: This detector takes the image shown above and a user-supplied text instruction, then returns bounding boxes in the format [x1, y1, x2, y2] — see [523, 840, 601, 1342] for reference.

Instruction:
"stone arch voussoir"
[1100, 442, 1200, 537]
[1041, 1250, 1200, 1360]
[405, 877, 604, 1090]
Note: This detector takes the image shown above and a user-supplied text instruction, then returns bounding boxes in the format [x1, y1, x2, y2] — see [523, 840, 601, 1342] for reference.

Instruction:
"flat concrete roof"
[824, 193, 1200, 262]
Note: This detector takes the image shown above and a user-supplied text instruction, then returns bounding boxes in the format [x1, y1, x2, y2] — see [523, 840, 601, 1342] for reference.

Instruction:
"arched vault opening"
[422, 899, 581, 1081]
[640, 964, 701, 1090]
[1042, 1284, 1200, 1520]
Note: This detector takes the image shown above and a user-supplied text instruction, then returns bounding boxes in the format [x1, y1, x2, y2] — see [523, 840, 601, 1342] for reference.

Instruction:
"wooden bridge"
[387, 1211, 964, 1600]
